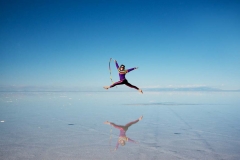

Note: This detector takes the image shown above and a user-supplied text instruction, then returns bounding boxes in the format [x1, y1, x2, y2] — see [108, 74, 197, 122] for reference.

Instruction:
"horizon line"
[0, 85, 240, 92]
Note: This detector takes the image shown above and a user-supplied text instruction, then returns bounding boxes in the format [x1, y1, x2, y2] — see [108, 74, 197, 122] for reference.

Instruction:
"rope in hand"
[109, 58, 117, 88]
[109, 125, 115, 152]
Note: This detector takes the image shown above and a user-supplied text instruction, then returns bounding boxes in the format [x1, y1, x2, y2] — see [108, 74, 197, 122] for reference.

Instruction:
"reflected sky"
[0, 91, 240, 159]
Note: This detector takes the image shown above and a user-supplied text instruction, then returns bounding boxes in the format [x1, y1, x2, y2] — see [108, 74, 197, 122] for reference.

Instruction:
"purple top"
[115, 61, 135, 80]
[119, 128, 127, 137]
[115, 128, 135, 150]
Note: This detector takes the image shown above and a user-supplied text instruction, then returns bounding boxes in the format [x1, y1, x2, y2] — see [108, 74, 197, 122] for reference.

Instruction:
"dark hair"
[120, 65, 125, 68]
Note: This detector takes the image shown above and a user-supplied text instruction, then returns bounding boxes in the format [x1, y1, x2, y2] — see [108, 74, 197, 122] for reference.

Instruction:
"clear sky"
[0, 0, 240, 91]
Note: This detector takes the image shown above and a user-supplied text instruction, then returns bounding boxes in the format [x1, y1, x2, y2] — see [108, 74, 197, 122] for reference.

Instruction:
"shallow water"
[0, 91, 240, 160]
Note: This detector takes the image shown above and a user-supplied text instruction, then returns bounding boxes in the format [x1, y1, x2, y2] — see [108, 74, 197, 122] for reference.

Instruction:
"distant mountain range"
[0, 85, 84, 92]
[0, 85, 239, 92]
[144, 86, 240, 92]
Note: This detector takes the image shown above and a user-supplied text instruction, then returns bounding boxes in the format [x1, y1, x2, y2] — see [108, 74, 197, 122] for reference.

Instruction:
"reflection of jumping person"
[104, 60, 143, 94]
[104, 116, 143, 150]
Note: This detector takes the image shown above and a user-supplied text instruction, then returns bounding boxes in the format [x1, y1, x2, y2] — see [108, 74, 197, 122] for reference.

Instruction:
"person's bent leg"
[125, 81, 143, 93]
[110, 80, 125, 88]
[125, 119, 139, 128]
[104, 80, 124, 90]
[110, 122, 125, 130]
[125, 81, 139, 90]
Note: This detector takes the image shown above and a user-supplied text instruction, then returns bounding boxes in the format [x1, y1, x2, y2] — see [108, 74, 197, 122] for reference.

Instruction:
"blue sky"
[0, 0, 240, 91]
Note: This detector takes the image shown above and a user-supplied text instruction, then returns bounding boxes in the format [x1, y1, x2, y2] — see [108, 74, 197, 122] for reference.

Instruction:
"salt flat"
[0, 91, 240, 160]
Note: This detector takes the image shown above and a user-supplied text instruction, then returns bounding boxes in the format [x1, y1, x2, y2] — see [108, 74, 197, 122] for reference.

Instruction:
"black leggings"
[110, 79, 139, 90]
[110, 119, 139, 131]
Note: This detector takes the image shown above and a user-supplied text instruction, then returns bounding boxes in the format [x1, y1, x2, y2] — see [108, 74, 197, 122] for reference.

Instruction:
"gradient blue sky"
[0, 0, 240, 91]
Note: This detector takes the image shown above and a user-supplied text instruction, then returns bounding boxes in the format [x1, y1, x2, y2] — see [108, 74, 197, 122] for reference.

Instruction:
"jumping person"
[104, 115, 143, 150]
[104, 60, 143, 93]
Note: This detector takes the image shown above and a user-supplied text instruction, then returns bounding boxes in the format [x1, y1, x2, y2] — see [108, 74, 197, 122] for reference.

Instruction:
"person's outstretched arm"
[128, 137, 137, 143]
[115, 60, 119, 69]
[126, 67, 138, 73]
[115, 142, 119, 151]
